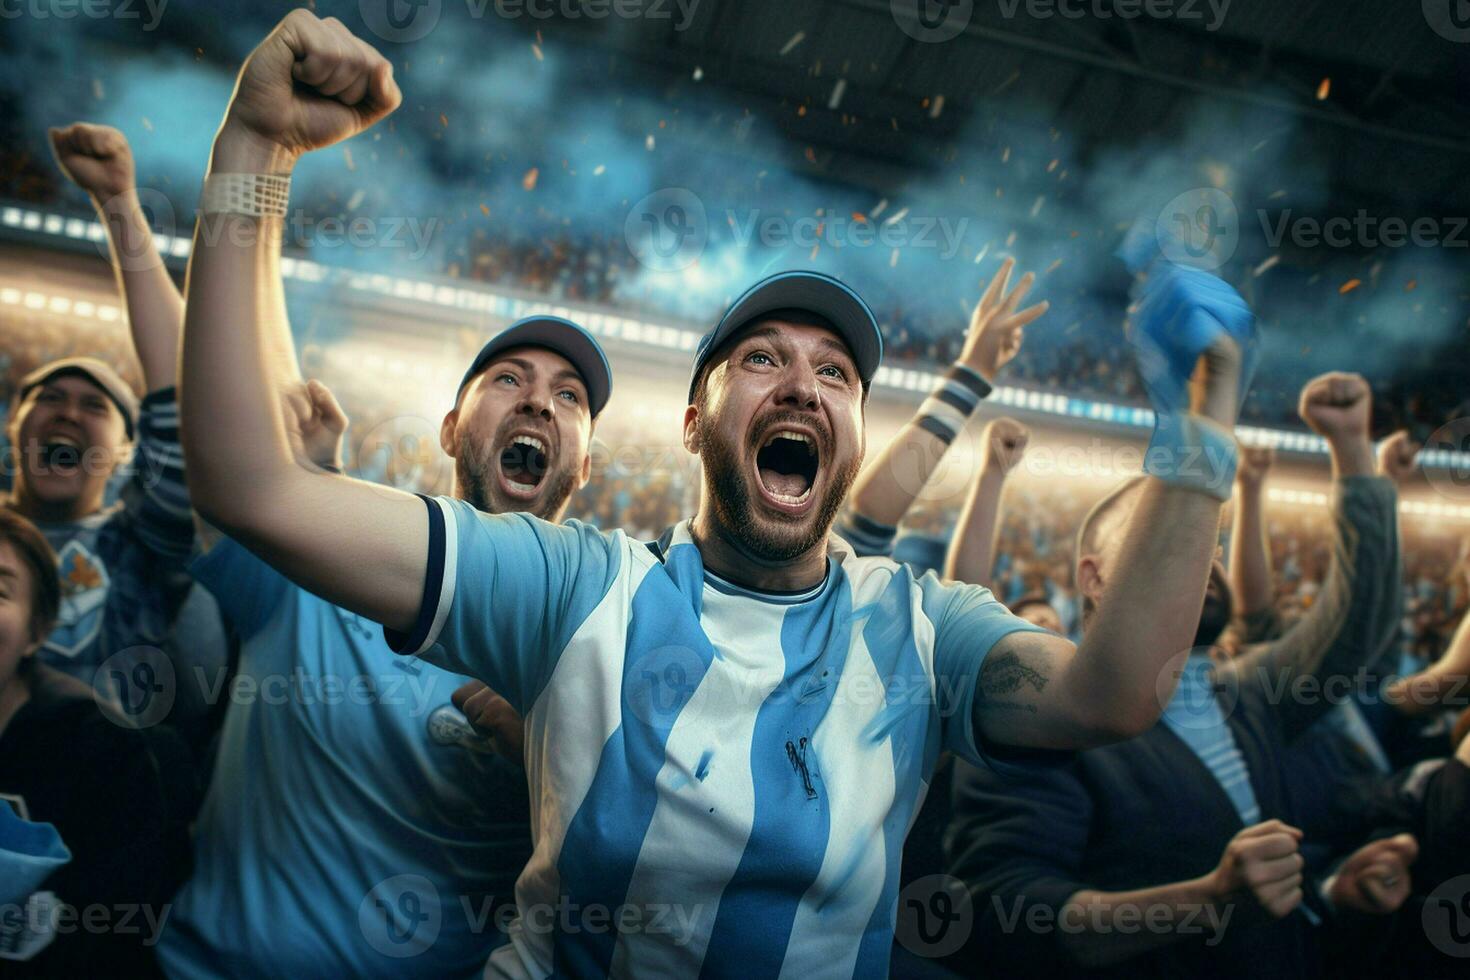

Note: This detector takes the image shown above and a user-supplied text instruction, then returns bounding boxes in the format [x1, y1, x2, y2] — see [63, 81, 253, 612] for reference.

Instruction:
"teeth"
[511, 435, 546, 453]
[507, 480, 537, 493]
[769, 487, 812, 505]
[763, 430, 815, 451]
[47, 436, 80, 449]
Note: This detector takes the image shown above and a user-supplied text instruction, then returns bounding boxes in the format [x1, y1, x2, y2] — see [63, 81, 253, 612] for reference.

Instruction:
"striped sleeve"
[118, 387, 194, 563]
[834, 510, 898, 558]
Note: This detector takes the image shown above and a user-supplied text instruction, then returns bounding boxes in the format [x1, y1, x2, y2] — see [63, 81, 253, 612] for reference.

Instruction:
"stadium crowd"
[2, 14, 1469, 979]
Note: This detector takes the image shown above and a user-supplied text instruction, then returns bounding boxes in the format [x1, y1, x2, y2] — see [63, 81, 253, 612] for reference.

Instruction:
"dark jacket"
[944, 476, 1400, 980]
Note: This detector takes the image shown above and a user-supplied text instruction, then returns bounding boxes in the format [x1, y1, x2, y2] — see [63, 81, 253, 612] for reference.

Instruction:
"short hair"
[0, 507, 61, 645]
[1074, 475, 1147, 579]
[1010, 592, 1058, 618]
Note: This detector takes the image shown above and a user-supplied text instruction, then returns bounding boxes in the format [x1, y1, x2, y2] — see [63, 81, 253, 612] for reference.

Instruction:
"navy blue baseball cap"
[458, 316, 613, 418]
[688, 270, 883, 403]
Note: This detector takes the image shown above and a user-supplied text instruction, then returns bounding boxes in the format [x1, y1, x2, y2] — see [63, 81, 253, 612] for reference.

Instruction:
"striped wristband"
[199, 173, 291, 218]
[915, 364, 993, 445]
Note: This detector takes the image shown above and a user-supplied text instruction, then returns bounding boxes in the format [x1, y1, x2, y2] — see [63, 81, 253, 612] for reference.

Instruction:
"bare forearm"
[1385, 611, 1470, 717]
[1070, 481, 1223, 734]
[1059, 879, 1224, 968]
[848, 418, 952, 527]
[1230, 485, 1271, 617]
[97, 191, 183, 392]
[946, 466, 1006, 587]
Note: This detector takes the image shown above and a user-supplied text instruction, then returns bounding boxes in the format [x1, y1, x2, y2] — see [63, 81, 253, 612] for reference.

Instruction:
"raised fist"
[49, 123, 135, 202]
[983, 417, 1029, 474]
[957, 258, 1050, 382]
[1376, 430, 1420, 484]
[1327, 834, 1417, 916]
[1208, 819, 1305, 921]
[1236, 444, 1275, 490]
[1298, 372, 1371, 443]
[218, 10, 401, 169]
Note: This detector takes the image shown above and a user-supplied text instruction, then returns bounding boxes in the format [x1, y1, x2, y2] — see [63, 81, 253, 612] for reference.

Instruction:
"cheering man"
[179, 12, 1258, 976]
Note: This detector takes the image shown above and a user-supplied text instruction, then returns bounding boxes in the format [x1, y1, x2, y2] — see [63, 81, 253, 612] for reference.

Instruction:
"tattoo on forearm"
[980, 651, 1050, 699]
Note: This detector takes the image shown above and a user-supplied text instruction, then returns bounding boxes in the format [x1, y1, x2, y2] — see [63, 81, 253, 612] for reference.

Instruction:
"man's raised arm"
[180, 10, 424, 631]
[971, 261, 1257, 750]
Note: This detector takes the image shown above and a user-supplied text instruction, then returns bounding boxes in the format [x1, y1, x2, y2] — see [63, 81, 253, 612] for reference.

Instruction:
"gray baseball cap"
[458, 316, 613, 418]
[688, 270, 883, 403]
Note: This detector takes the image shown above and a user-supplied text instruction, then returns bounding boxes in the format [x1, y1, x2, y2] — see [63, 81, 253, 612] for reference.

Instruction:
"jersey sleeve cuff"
[384, 494, 459, 656]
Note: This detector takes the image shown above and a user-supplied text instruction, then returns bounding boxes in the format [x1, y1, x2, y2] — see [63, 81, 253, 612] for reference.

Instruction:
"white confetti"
[780, 31, 805, 55]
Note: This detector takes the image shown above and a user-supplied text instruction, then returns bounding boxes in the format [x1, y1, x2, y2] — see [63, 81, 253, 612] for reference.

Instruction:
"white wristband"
[200, 173, 291, 218]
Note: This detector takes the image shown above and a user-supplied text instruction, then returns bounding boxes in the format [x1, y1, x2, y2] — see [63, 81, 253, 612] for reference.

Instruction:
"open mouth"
[42, 437, 83, 473]
[755, 430, 820, 513]
[497, 434, 548, 500]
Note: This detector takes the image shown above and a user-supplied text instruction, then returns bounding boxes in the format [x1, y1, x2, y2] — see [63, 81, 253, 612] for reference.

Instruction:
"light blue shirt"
[158, 538, 530, 979]
[1162, 652, 1262, 826]
[390, 499, 1043, 978]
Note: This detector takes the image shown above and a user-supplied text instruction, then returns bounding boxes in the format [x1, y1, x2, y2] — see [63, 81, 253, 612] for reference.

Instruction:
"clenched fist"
[215, 10, 401, 173]
[1298, 372, 1371, 443]
[452, 680, 525, 764]
[49, 123, 135, 203]
[1376, 430, 1420, 484]
[983, 417, 1029, 474]
[1208, 819, 1305, 921]
[1235, 444, 1275, 491]
[1327, 834, 1417, 916]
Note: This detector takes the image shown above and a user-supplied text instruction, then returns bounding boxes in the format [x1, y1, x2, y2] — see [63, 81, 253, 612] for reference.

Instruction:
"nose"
[773, 361, 820, 412]
[517, 385, 554, 422]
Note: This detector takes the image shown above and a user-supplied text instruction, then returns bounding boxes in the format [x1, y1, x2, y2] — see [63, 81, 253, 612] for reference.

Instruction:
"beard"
[1194, 563, 1234, 648]
[455, 425, 579, 522]
[696, 409, 861, 563]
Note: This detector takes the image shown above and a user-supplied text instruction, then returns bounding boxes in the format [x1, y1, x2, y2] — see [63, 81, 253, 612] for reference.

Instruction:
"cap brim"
[461, 317, 613, 418]
[691, 271, 882, 402]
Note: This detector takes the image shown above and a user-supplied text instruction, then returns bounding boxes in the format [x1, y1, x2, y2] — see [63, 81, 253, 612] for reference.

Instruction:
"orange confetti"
[1405, 279, 1418, 291]
[439, 113, 449, 128]
[851, 212, 868, 223]
[522, 167, 539, 191]
[479, 203, 491, 217]
[804, 147, 817, 163]
[1316, 78, 1330, 100]
[1339, 278, 1361, 294]
[797, 105, 807, 117]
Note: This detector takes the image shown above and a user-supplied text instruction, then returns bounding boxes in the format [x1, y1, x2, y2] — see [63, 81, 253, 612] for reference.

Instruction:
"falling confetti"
[828, 79, 846, 111]
[141, 117, 153, 132]
[532, 44, 543, 62]
[1316, 78, 1331, 100]
[780, 32, 805, 56]
[479, 203, 491, 217]
[645, 134, 656, 151]
[1253, 255, 1280, 277]
[884, 206, 909, 226]
[870, 199, 888, 218]
[1339, 278, 1361, 294]
[693, 66, 704, 81]
[439, 113, 448, 128]
[1405, 279, 1417, 291]
[1030, 196, 1046, 218]
[890, 248, 899, 268]
[522, 168, 539, 191]
[929, 94, 945, 119]
[346, 189, 365, 210]
[91, 79, 104, 100]
[343, 147, 355, 171]
[593, 164, 606, 176]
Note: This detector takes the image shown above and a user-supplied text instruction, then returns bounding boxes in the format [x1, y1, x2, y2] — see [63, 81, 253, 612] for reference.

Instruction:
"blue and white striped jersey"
[390, 496, 1043, 979]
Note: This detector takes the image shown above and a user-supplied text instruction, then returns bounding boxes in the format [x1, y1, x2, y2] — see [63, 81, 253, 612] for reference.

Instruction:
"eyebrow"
[0, 568, 18, 583]
[492, 357, 585, 390]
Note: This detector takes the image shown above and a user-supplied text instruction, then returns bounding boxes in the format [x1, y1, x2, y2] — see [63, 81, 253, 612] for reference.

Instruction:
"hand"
[1298, 372, 1371, 443]
[215, 10, 401, 173]
[1128, 263, 1254, 429]
[1208, 820, 1305, 921]
[983, 417, 1029, 474]
[452, 680, 525, 764]
[1236, 444, 1275, 491]
[956, 258, 1050, 382]
[1376, 430, 1420, 484]
[283, 379, 349, 471]
[49, 123, 135, 203]
[1327, 834, 1417, 916]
